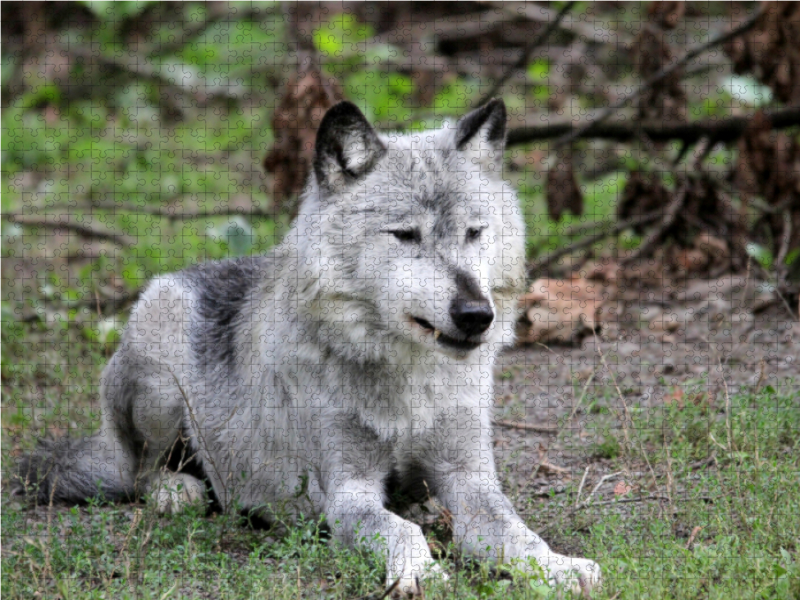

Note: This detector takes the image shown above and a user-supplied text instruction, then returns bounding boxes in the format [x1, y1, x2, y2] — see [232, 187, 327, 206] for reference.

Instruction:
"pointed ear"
[455, 98, 507, 170]
[313, 102, 386, 193]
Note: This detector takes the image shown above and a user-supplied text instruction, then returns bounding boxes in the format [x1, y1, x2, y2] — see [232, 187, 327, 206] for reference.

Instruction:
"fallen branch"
[526, 210, 661, 278]
[551, 5, 769, 148]
[473, 1, 576, 108]
[507, 104, 800, 147]
[535, 444, 572, 476]
[5, 214, 133, 246]
[493, 419, 558, 434]
[485, 1, 632, 45]
[377, 578, 401, 600]
[47, 201, 273, 220]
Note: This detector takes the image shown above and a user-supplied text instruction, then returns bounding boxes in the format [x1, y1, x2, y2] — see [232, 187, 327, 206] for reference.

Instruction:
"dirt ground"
[490, 274, 799, 525]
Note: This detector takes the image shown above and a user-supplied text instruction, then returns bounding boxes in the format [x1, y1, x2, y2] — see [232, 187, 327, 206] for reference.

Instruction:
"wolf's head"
[294, 100, 525, 362]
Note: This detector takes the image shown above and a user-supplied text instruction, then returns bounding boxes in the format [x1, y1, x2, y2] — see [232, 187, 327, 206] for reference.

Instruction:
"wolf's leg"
[426, 413, 601, 594]
[435, 470, 600, 591]
[320, 415, 446, 595]
[122, 277, 209, 513]
[323, 478, 443, 596]
[119, 358, 210, 514]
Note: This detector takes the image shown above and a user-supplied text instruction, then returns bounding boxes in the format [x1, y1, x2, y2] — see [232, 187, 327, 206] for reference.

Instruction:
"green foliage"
[591, 435, 622, 459]
[313, 13, 374, 58]
[746, 242, 774, 269]
[78, 1, 155, 22]
[527, 58, 552, 102]
[521, 171, 626, 258]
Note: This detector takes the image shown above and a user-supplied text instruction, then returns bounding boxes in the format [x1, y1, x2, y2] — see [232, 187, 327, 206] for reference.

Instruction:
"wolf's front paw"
[388, 562, 448, 597]
[544, 555, 601, 596]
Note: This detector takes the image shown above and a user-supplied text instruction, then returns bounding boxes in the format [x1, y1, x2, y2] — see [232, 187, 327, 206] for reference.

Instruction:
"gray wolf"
[14, 99, 601, 595]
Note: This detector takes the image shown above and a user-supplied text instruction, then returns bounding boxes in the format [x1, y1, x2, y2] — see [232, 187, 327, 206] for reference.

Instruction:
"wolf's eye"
[466, 228, 483, 243]
[388, 229, 421, 244]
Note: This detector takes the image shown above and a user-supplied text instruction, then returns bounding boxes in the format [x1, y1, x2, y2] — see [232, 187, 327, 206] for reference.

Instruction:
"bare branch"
[527, 211, 662, 278]
[493, 419, 558, 434]
[508, 105, 800, 147]
[622, 187, 687, 264]
[473, 1, 577, 108]
[552, 5, 769, 148]
[46, 201, 273, 220]
[64, 45, 245, 101]
[5, 214, 134, 246]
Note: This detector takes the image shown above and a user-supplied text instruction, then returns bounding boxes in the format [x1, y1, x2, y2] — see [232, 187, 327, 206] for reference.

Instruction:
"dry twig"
[685, 525, 703, 550]
[6, 214, 134, 246]
[527, 210, 661, 278]
[622, 187, 687, 265]
[48, 201, 272, 220]
[493, 419, 558, 434]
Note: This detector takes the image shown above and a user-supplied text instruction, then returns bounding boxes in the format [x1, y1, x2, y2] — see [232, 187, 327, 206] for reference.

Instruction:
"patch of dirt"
[493, 275, 799, 531]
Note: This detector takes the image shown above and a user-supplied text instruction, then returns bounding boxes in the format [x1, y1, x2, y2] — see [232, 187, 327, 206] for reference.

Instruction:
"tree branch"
[5, 214, 133, 246]
[473, 1, 576, 108]
[46, 201, 273, 220]
[622, 187, 686, 264]
[493, 419, 558, 434]
[507, 105, 800, 147]
[527, 211, 662, 279]
[552, 5, 768, 148]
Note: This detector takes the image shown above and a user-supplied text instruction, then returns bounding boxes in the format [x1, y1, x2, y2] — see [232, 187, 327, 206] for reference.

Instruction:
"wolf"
[15, 99, 600, 595]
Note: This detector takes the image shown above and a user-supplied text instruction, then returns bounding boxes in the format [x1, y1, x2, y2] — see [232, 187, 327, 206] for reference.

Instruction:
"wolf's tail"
[12, 433, 136, 505]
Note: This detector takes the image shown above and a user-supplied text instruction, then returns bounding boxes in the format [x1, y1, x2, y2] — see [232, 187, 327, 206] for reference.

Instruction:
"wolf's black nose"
[450, 299, 494, 336]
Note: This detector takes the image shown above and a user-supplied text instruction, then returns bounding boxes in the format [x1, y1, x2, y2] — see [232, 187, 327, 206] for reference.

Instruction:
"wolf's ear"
[455, 98, 507, 170]
[314, 102, 386, 193]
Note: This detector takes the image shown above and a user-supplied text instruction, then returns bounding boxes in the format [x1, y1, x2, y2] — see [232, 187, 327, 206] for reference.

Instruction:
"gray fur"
[14, 100, 600, 595]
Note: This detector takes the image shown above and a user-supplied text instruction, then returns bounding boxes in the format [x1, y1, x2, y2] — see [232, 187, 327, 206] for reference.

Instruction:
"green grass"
[3, 320, 799, 599]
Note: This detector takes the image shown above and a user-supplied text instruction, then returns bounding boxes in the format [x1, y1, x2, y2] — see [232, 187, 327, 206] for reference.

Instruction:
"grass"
[3, 318, 799, 599]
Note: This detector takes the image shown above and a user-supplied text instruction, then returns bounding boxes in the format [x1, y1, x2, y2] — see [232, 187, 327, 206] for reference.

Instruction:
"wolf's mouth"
[411, 317, 482, 351]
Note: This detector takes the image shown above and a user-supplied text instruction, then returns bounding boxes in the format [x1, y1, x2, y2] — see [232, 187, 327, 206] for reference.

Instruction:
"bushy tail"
[12, 435, 135, 505]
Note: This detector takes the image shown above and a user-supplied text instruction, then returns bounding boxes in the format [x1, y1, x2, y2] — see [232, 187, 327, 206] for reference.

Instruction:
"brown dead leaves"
[262, 66, 344, 217]
[664, 388, 714, 411]
[648, 2, 685, 30]
[737, 112, 800, 204]
[546, 148, 584, 222]
[519, 277, 605, 344]
[618, 171, 671, 235]
[671, 232, 732, 276]
[613, 480, 633, 497]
